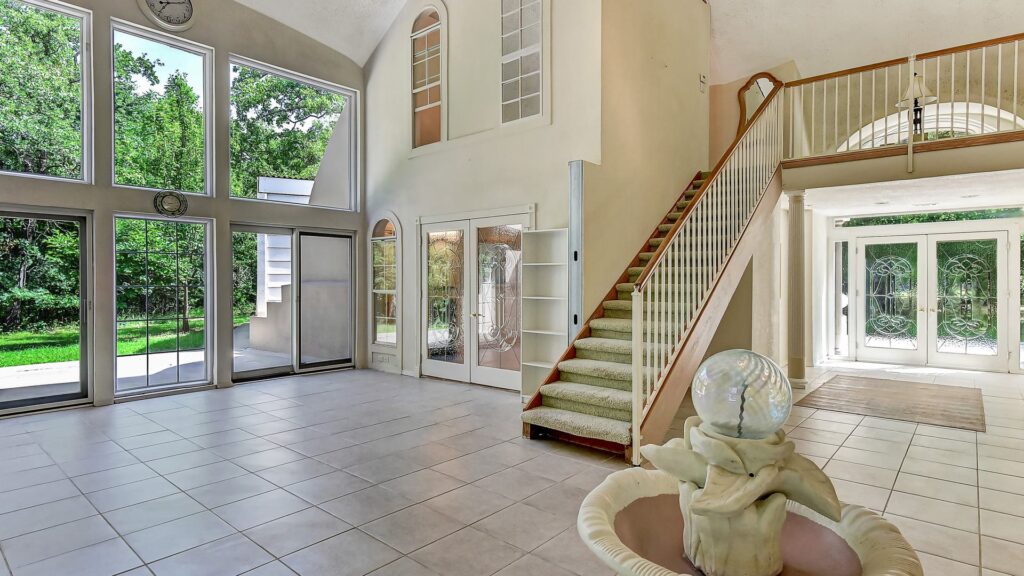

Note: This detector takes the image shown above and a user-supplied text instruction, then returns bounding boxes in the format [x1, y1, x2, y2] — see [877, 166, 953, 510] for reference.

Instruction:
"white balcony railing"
[784, 36, 1024, 162]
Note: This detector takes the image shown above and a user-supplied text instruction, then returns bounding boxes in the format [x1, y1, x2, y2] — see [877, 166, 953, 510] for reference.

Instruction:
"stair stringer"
[637, 167, 783, 449]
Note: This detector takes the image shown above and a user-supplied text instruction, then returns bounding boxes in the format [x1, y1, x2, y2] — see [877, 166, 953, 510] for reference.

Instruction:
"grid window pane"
[502, 80, 520, 104]
[115, 217, 208, 392]
[500, 0, 541, 122]
[411, 11, 443, 148]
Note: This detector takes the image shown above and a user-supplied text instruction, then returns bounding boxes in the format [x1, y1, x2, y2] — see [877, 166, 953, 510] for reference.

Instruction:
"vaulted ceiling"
[236, 0, 1024, 85]
[235, 0, 406, 67]
[709, 0, 1024, 84]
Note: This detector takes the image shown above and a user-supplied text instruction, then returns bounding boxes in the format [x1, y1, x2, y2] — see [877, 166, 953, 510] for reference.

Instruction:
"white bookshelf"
[521, 228, 569, 401]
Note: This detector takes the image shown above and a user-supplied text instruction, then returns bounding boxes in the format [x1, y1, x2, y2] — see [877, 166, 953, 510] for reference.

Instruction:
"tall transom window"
[500, 0, 542, 123]
[411, 9, 441, 148]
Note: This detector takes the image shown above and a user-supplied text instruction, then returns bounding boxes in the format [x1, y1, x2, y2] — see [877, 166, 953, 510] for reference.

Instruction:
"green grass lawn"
[0, 320, 207, 367]
[0, 327, 81, 367]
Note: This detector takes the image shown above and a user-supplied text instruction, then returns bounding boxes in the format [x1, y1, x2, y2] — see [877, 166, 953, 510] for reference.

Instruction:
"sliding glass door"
[297, 232, 354, 369]
[115, 217, 210, 393]
[232, 227, 294, 379]
[0, 213, 89, 410]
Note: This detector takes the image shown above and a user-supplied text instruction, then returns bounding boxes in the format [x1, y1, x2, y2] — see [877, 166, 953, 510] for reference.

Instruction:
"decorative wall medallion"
[153, 190, 188, 217]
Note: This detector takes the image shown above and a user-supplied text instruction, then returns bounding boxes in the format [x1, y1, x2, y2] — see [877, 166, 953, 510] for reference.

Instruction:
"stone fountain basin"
[578, 468, 923, 576]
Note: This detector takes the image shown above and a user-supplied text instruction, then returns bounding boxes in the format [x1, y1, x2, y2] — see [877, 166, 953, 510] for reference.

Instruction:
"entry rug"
[795, 375, 986, 432]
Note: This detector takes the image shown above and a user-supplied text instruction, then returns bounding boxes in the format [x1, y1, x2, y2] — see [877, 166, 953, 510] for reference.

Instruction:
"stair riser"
[560, 370, 632, 391]
[589, 328, 631, 341]
[602, 307, 682, 319]
[542, 397, 631, 423]
[574, 347, 631, 363]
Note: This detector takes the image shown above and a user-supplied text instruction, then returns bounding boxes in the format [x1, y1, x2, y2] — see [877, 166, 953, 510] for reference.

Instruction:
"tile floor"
[0, 370, 627, 576]
[0, 363, 1021, 575]
[772, 361, 1024, 576]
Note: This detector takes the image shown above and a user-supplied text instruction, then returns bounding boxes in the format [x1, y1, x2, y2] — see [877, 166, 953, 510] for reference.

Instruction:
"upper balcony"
[761, 33, 1024, 189]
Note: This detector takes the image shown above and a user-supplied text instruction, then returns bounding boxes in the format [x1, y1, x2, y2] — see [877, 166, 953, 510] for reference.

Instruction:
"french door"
[421, 214, 529, 389]
[855, 232, 1008, 370]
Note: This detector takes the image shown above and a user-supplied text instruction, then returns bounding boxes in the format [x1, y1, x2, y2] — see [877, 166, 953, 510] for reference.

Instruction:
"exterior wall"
[0, 0, 366, 405]
[364, 0, 602, 375]
[580, 0, 712, 313]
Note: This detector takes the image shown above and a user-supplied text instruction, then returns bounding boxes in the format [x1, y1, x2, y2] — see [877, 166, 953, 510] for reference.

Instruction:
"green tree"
[230, 64, 347, 198]
[0, 0, 83, 178]
[113, 43, 205, 193]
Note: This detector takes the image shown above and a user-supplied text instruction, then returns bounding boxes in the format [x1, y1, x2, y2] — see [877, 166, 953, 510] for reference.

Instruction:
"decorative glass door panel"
[470, 217, 527, 389]
[421, 215, 529, 388]
[855, 236, 926, 365]
[422, 222, 470, 382]
[927, 232, 1007, 371]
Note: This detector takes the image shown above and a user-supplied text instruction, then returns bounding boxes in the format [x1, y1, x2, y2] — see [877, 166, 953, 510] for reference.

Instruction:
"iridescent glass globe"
[691, 349, 792, 439]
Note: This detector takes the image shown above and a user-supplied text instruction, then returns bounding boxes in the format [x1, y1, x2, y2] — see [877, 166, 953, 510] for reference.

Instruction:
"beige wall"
[580, 0, 711, 312]
[0, 0, 366, 405]
[364, 0, 603, 374]
[709, 60, 799, 165]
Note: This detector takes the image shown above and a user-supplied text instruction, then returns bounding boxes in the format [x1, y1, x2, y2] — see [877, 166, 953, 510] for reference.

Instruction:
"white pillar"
[787, 191, 807, 388]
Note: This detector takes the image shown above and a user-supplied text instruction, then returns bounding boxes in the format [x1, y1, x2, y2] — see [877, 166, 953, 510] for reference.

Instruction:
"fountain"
[577, 350, 923, 576]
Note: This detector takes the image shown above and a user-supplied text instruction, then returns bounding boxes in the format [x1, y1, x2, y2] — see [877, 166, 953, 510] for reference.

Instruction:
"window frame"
[0, 0, 94, 184]
[411, 8, 443, 149]
[500, 0, 544, 125]
[227, 53, 361, 212]
[371, 228, 398, 348]
[109, 18, 215, 197]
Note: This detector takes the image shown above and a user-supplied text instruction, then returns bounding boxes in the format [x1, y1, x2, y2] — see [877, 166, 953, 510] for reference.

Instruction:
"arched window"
[412, 10, 442, 148]
[371, 219, 398, 346]
[838, 102, 1024, 152]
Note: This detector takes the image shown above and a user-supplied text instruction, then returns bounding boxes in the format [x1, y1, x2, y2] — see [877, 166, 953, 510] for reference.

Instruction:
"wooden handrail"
[785, 32, 1024, 88]
[632, 84, 783, 289]
[736, 72, 781, 138]
[916, 31, 1024, 60]
[784, 57, 906, 88]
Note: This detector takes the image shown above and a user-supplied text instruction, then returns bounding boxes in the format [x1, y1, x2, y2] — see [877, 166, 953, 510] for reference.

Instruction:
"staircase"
[520, 172, 708, 448]
[522, 89, 785, 462]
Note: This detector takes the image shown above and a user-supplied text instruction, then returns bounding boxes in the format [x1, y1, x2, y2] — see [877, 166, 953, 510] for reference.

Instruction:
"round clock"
[136, 0, 196, 32]
[153, 191, 188, 217]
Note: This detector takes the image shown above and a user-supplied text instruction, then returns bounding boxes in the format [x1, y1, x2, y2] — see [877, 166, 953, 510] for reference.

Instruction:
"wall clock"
[153, 191, 188, 217]
[136, 0, 196, 32]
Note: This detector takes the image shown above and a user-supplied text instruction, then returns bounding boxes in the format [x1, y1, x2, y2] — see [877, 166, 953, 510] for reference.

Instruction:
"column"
[787, 191, 806, 387]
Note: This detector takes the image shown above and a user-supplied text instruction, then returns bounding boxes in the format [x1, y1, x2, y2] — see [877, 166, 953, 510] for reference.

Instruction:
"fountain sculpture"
[578, 350, 923, 576]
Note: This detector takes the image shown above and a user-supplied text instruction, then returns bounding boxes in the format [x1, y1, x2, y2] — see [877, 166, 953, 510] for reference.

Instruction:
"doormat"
[795, 375, 985, 432]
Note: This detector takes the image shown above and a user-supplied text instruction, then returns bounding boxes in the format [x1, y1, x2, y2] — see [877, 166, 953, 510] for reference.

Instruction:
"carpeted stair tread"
[588, 317, 632, 334]
[616, 282, 698, 293]
[522, 407, 631, 445]
[574, 336, 670, 356]
[541, 382, 632, 412]
[558, 358, 631, 382]
[573, 337, 633, 355]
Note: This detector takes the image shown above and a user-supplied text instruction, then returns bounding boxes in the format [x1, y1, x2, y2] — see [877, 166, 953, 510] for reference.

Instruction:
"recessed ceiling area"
[805, 169, 1024, 217]
[234, 0, 406, 66]
[709, 0, 1024, 84]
